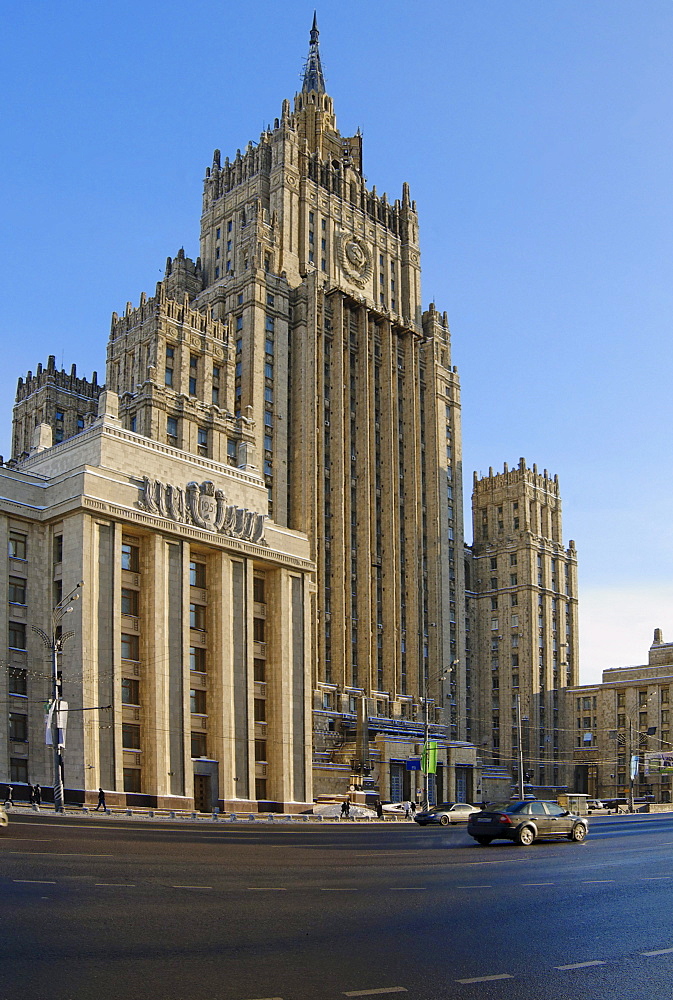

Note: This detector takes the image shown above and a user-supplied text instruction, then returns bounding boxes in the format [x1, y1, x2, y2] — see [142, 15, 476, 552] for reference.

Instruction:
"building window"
[121, 541, 140, 573]
[9, 622, 26, 650]
[253, 618, 265, 643]
[9, 532, 27, 560]
[227, 438, 238, 465]
[121, 588, 139, 617]
[254, 658, 266, 681]
[190, 688, 207, 715]
[255, 739, 267, 761]
[123, 768, 141, 793]
[8, 668, 27, 696]
[8, 576, 26, 605]
[190, 646, 206, 673]
[265, 339, 274, 355]
[191, 732, 207, 758]
[254, 699, 266, 722]
[121, 633, 140, 661]
[122, 724, 141, 750]
[253, 576, 266, 603]
[190, 603, 206, 631]
[197, 427, 208, 456]
[10, 758, 28, 783]
[255, 778, 267, 800]
[121, 677, 140, 705]
[167, 416, 178, 445]
[9, 713, 28, 742]
[190, 561, 206, 588]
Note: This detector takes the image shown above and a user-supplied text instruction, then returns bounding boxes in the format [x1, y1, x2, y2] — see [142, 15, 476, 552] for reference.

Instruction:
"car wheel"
[517, 825, 535, 846]
[474, 836, 492, 846]
[439, 815, 450, 826]
[569, 823, 587, 842]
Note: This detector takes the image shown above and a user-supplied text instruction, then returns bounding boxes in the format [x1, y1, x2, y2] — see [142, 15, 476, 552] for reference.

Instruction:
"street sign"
[406, 758, 421, 771]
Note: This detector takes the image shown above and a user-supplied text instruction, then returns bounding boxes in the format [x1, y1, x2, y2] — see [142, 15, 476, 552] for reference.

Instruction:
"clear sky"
[1, 1, 671, 684]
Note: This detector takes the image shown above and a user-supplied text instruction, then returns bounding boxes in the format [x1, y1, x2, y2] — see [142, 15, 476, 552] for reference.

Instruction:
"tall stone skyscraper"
[471, 460, 579, 790]
[3, 19, 481, 810]
[105, 18, 467, 744]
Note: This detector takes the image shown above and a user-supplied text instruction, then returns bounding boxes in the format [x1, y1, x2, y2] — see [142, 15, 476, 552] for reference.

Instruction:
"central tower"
[105, 19, 468, 787]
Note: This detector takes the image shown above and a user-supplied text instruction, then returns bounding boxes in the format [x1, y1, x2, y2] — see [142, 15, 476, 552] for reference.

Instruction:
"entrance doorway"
[194, 774, 211, 812]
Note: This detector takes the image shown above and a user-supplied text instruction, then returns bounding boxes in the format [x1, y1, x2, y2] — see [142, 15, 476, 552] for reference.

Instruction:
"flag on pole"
[422, 741, 438, 774]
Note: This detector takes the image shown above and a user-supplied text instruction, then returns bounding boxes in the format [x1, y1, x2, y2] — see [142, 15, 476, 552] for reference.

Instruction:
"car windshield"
[427, 803, 454, 813]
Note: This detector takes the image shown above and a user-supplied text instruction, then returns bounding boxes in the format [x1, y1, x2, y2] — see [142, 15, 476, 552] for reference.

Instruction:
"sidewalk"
[4, 803, 406, 825]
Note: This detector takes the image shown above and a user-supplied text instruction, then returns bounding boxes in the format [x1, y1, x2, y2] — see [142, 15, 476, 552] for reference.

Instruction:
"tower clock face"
[336, 231, 373, 287]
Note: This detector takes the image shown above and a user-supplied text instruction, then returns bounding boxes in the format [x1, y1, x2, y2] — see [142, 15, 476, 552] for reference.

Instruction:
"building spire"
[302, 11, 325, 94]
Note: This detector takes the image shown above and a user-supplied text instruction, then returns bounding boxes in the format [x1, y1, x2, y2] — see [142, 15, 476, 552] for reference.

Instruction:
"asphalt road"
[2, 811, 673, 1000]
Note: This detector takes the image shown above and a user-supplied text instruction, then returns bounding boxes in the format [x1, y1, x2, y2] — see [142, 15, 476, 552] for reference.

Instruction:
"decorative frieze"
[138, 476, 266, 543]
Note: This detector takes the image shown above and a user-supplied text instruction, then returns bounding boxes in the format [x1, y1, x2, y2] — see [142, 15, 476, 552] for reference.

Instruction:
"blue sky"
[1, 1, 671, 683]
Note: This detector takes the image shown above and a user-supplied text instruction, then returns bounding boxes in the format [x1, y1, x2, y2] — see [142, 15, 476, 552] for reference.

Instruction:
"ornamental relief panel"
[335, 231, 373, 289]
[137, 477, 266, 544]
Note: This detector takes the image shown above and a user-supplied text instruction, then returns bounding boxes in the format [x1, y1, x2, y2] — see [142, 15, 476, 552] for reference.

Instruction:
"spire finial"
[302, 11, 325, 94]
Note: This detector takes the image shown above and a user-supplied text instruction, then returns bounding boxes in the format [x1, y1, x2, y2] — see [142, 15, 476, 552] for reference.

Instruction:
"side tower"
[11, 357, 101, 462]
[471, 459, 579, 792]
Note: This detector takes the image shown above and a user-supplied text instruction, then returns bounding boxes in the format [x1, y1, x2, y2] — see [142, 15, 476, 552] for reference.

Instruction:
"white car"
[0, 805, 8, 829]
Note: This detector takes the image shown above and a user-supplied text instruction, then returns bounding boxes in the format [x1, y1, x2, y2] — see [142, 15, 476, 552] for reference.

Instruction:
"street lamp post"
[32, 582, 83, 812]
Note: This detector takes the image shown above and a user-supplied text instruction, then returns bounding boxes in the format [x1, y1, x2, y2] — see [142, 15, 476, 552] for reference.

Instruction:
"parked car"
[587, 799, 604, 812]
[414, 802, 481, 826]
[467, 800, 588, 846]
[0, 805, 8, 830]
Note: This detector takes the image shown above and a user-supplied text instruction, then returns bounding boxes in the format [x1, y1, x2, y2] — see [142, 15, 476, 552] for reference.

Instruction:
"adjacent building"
[470, 460, 580, 792]
[570, 629, 673, 804]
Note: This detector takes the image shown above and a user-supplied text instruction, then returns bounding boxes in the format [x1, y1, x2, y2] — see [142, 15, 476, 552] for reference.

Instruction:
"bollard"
[170, 810, 176, 819]
[212, 811, 218, 821]
[248, 814, 256, 821]
[267, 813, 274, 821]
[191, 812, 197, 820]
[126, 809, 132, 816]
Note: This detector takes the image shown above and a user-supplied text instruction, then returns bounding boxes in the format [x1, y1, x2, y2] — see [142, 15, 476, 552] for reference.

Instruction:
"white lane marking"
[642, 876, 673, 880]
[344, 989, 408, 996]
[555, 961, 606, 970]
[5, 851, 114, 857]
[641, 948, 673, 956]
[171, 885, 213, 889]
[521, 882, 554, 886]
[456, 974, 513, 984]
[582, 879, 614, 884]
[13, 879, 56, 884]
[95, 883, 136, 887]
[457, 884, 492, 889]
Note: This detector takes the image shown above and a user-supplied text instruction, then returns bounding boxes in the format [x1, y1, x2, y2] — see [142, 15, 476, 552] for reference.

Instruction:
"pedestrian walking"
[410, 801, 416, 816]
[34, 783, 42, 807]
[375, 800, 383, 819]
[29, 784, 35, 805]
[404, 801, 410, 819]
[4, 784, 13, 808]
[95, 787, 106, 811]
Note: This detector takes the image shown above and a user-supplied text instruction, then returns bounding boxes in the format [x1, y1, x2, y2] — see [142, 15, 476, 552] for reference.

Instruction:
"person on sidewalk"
[34, 783, 42, 807]
[4, 785, 13, 808]
[95, 787, 106, 811]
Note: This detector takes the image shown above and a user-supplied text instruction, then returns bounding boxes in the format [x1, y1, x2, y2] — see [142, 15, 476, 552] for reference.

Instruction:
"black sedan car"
[467, 800, 588, 846]
[414, 802, 481, 826]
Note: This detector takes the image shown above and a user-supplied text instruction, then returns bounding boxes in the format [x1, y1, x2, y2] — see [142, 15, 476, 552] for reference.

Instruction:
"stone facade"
[0, 393, 314, 811]
[470, 459, 580, 792]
